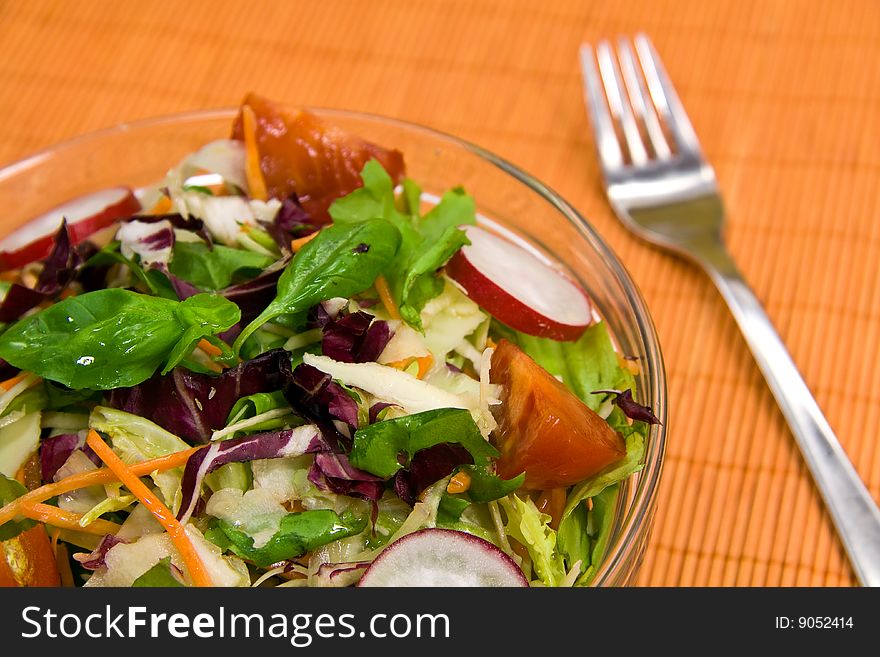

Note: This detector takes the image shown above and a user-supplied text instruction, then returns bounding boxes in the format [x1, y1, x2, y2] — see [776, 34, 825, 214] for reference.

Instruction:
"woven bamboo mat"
[1, 0, 878, 586]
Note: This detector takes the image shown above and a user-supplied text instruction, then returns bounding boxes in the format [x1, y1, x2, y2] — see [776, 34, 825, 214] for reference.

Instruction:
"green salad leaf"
[207, 509, 367, 568]
[169, 241, 275, 291]
[511, 321, 635, 412]
[0, 473, 35, 541]
[329, 160, 476, 330]
[458, 465, 525, 503]
[497, 493, 567, 587]
[131, 557, 184, 587]
[350, 408, 497, 479]
[0, 289, 240, 389]
[232, 219, 401, 353]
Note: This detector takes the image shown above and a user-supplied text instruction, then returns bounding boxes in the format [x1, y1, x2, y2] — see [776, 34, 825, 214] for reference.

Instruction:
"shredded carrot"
[148, 196, 174, 215]
[85, 431, 212, 587]
[241, 105, 268, 201]
[0, 372, 31, 391]
[19, 501, 122, 536]
[290, 231, 318, 252]
[198, 338, 223, 358]
[55, 541, 74, 587]
[0, 446, 200, 528]
[59, 288, 77, 300]
[0, 270, 19, 282]
[385, 354, 434, 379]
[374, 274, 401, 320]
[446, 471, 471, 494]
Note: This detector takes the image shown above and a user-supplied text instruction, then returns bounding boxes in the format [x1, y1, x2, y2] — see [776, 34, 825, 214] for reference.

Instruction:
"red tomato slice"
[490, 339, 626, 490]
[230, 93, 405, 223]
[0, 525, 61, 587]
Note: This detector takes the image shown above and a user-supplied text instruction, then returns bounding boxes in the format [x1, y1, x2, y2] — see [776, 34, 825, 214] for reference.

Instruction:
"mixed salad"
[0, 94, 658, 587]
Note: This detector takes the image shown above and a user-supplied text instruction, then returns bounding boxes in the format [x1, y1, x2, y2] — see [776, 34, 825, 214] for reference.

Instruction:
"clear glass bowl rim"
[0, 107, 667, 586]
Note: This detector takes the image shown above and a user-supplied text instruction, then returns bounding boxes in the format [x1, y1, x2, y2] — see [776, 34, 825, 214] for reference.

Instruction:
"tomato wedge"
[230, 93, 405, 223]
[490, 340, 626, 490]
[0, 525, 61, 587]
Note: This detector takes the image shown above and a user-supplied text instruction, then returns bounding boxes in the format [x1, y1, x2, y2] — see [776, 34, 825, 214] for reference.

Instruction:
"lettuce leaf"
[497, 494, 566, 587]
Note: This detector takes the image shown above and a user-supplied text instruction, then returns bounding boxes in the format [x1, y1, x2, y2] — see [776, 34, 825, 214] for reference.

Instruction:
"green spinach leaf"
[207, 510, 366, 568]
[232, 219, 401, 354]
[0, 289, 240, 389]
[169, 241, 275, 291]
[350, 408, 497, 479]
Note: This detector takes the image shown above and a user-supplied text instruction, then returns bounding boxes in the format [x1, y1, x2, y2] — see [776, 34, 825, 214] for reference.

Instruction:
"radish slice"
[358, 528, 528, 587]
[0, 187, 140, 270]
[445, 225, 593, 341]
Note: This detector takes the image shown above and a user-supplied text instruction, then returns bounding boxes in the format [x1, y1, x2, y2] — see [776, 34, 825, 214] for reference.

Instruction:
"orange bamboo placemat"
[0, 0, 878, 586]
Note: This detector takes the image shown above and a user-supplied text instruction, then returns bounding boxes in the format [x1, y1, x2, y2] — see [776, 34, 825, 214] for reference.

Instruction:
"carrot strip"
[374, 274, 401, 320]
[0, 372, 31, 391]
[0, 446, 200, 528]
[290, 231, 318, 252]
[55, 542, 74, 587]
[148, 196, 174, 215]
[198, 338, 223, 358]
[385, 354, 434, 380]
[85, 431, 212, 587]
[19, 502, 122, 536]
[241, 105, 268, 201]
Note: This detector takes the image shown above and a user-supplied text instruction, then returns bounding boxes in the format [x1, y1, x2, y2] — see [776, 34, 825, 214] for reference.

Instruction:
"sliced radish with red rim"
[0, 186, 140, 270]
[358, 528, 528, 587]
[445, 225, 593, 341]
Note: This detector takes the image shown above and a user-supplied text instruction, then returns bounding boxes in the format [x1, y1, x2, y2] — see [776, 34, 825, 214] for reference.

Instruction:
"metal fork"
[580, 34, 880, 586]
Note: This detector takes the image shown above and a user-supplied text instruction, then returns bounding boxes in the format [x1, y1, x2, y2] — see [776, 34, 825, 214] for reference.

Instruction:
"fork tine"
[596, 41, 648, 166]
[579, 44, 624, 172]
[634, 33, 702, 156]
[617, 37, 672, 160]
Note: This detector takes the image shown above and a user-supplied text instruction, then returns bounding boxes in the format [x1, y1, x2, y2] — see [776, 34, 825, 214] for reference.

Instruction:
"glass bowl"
[0, 108, 667, 586]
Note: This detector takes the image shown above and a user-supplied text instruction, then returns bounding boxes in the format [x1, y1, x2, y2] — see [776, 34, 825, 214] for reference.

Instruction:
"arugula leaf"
[329, 161, 476, 330]
[208, 509, 366, 568]
[0, 290, 240, 390]
[132, 557, 184, 587]
[169, 241, 275, 291]
[350, 408, 498, 479]
[0, 473, 34, 541]
[232, 219, 401, 353]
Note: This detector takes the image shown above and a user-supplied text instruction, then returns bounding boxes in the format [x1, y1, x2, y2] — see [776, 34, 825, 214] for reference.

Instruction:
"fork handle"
[688, 237, 880, 586]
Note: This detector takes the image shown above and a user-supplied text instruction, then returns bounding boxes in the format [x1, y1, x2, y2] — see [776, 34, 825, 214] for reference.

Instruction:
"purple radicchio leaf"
[392, 443, 473, 506]
[40, 433, 105, 482]
[40, 433, 82, 482]
[308, 452, 385, 501]
[368, 402, 396, 424]
[73, 534, 128, 570]
[125, 212, 213, 247]
[593, 388, 661, 425]
[218, 257, 288, 325]
[313, 561, 370, 587]
[321, 311, 391, 364]
[0, 220, 85, 323]
[283, 362, 360, 436]
[176, 425, 322, 524]
[259, 195, 318, 256]
[107, 348, 292, 444]
[0, 359, 19, 380]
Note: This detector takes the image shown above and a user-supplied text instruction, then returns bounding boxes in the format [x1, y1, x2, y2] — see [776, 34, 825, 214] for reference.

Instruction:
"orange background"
[1, 0, 879, 586]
